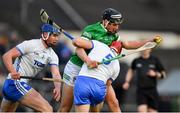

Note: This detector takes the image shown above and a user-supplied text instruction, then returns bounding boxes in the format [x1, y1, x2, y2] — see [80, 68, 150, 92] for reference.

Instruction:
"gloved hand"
[110, 41, 123, 54]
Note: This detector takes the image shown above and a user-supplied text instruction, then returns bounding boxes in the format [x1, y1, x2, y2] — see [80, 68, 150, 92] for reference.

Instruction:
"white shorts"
[63, 61, 81, 86]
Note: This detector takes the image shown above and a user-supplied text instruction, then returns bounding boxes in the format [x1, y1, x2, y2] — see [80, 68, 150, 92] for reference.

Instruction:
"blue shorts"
[2, 79, 32, 102]
[74, 76, 106, 106]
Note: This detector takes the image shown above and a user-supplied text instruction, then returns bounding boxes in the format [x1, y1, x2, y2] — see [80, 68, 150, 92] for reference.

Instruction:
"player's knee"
[108, 98, 119, 107]
[39, 102, 53, 112]
[113, 99, 119, 107]
[138, 105, 148, 112]
[148, 107, 157, 113]
[47, 105, 53, 112]
[43, 105, 53, 112]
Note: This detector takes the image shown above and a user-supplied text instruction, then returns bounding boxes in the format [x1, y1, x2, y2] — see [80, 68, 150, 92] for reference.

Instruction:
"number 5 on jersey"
[102, 53, 113, 65]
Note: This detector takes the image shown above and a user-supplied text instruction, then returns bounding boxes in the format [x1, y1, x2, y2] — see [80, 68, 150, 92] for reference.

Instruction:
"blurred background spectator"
[53, 39, 73, 74]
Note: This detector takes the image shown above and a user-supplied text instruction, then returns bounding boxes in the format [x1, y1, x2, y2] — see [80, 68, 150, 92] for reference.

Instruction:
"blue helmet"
[41, 24, 61, 35]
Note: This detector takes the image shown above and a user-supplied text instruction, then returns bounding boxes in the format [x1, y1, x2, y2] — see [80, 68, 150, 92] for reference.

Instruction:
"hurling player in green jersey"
[59, 8, 122, 112]
[58, 8, 157, 112]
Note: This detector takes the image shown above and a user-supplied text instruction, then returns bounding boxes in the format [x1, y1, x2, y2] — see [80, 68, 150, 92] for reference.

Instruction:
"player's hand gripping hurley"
[40, 9, 75, 40]
[99, 41, 158, 64]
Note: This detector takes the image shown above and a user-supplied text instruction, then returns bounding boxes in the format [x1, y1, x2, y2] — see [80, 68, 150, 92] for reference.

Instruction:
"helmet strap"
[105, 21, 109, 28]
[102, 20, 110, 29]
[41, 32, 50, 40]
[41, 32, 51, 47]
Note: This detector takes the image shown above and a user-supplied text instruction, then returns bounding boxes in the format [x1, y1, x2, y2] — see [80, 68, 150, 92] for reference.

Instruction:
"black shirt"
[131, 55, 165, 88]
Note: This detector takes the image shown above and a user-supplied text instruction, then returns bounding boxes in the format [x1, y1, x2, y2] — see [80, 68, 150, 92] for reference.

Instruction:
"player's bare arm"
[50, 65, 61, 102]
[72, 37, 93, 49]
[75, 47, 98, 68]
[73, 38, 98, 68]
[2, 47, 21, 79]
[75, 48, 91, 63]
[122, 38, 155, 49]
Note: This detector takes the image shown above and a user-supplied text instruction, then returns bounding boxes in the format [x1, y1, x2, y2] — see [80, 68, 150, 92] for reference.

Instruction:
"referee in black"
[122, 49, 166, 113]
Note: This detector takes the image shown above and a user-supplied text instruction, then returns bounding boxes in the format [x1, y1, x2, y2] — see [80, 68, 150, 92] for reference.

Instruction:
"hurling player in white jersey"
[59, 8, 158, 112]
[73, 40, 122, 112]
[1, 24, 61, 112]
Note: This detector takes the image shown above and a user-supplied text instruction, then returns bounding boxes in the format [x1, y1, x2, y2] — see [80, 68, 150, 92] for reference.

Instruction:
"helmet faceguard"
[102, 8, 124, 24]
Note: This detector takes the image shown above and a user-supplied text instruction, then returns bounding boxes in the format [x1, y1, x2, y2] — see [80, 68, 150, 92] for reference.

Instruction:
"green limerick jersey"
[70, 22, 119, 67]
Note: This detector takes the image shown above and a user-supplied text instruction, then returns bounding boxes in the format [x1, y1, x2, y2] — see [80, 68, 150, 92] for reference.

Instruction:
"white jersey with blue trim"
[78, 40, 120, 83]
[7, 38, 59, 82]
